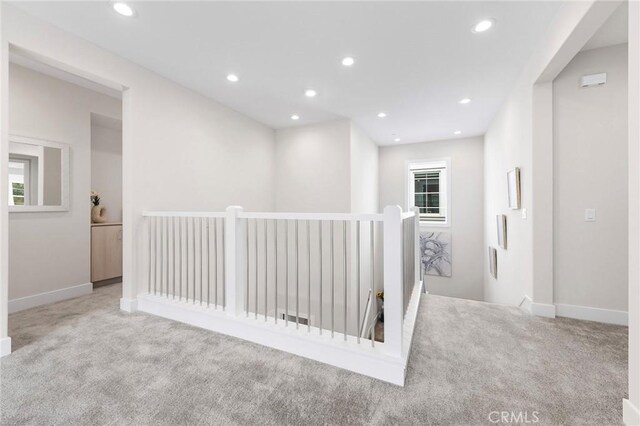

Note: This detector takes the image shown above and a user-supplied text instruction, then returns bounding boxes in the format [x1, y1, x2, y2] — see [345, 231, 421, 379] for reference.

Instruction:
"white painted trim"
[119, 297, 138, 313]
[519, 295, 533, 313]
[8, 283, 92, 314]
[624, 399, 640, 426]
[239, 211, 384, 222]
[0, 337, 11, 357]
[143, 211, 226, 218]
[556, 303, 628, 326]
[137, 294, 407, 385]
[530, 302, 556, 318]
[383, 205, 403, 358]
[401, 281, 422, 363]
[8, 134, 70, 213]
[405, 157, 452, 228]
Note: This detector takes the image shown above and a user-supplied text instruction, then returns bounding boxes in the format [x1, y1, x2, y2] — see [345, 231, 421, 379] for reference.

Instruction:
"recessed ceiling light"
[377, 112, 387, 118]
[226, 74, 239, 83]
[305, 89, 317, 98]
[112, 2, 135, 17]
[342, 57, 355, 66]
[291, 114, 300, 120]
[458, 98, 471, 104]
[454, 130, 462, 135]
[472, 19, 494, 33]
[394, 138, 401, 142]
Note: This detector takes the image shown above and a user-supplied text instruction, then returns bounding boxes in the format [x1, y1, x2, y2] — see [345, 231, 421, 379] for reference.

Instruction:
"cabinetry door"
[91, 225, 123, 282]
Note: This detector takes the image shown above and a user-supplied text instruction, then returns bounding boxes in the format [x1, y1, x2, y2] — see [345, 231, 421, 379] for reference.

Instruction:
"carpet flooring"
[1, 284, 628, 425]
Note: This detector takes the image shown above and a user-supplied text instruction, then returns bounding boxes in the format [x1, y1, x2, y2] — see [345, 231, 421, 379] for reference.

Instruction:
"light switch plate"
[521, 208, 527, 219]
[585, 208, 596, 222]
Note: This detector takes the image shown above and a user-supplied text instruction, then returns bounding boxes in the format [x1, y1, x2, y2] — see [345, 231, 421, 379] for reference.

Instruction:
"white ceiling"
[582, 3, 628, 52]
[10, 1, 566, 145]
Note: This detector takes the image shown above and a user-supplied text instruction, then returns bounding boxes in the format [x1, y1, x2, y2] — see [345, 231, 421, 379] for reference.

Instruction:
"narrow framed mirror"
[8, 135, 70, 212]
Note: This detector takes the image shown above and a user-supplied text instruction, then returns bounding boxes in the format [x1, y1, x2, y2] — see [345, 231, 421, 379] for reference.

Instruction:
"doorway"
[6, 49, 124, 350]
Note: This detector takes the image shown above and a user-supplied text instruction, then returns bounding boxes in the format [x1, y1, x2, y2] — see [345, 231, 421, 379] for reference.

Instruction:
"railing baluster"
[255, 219, 258, 319]
[295, 220, 299, 329]
[192, 217, 196, 304]
[274, 219, 278, 324]
[343, 220, 347, 341]
[330, 220, 334, 338]
[148, 217, 153, 294]
[213, 218, 218, 308]
[285, 221, 289, 327]
[246, 218, 250, 317]
[157, 217, 161, 295]
[264, 219, 268, 322]
[157, 217, 162, 295]
[221, 218, 226, 311]
[161, 217, 166, 296]
[319, 220, 323, 335]
[200, 217, 203, 305]
[370, 220, 374, 343]
[165, 216, 169, 296]
[356, 220, 361, 344]
[173, 217, 177, 299]
[180, 217, 184, 301]
[186, 218, 189, 302]
[206, 218, 211, 307]
[307, 220, 311, 332]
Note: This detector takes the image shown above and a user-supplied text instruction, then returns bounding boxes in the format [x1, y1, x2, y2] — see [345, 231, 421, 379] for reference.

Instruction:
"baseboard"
[402, 282, 423, 364]
[519, 295, 533, 313]
[624, 399, 640, 425]
[531, 302, 556, 318]
[120, 297, 138, 313]
[137, 294, 407, 385]
[556, 303, 628, 326]
[0, 337, 11, 357]
[8, 283, 93, 314]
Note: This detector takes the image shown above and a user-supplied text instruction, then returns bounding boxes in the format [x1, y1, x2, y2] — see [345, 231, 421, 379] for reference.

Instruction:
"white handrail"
[143, 211, 226, 218]
[238, 211, 383, 222]
[401, 211, 416, 220]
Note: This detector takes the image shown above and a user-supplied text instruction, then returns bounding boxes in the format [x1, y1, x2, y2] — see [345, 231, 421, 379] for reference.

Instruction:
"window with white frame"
[408, 160, 449, 225]
[8, 159, 31, 206]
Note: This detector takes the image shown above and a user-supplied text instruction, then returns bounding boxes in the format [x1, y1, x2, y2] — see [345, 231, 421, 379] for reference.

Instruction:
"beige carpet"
[0, 284, 628, 425]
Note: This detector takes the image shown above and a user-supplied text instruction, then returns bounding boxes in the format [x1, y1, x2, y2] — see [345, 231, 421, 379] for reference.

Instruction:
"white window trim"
[405, 157, 451, 228]
[8, 135, 70, 213]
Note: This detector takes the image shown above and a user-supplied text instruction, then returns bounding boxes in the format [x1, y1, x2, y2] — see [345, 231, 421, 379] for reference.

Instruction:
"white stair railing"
[140, 205, 421, 384]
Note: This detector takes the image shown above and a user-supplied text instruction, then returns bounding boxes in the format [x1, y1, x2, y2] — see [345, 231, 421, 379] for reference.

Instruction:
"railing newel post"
[225, 206, 245, 317]
[382, 205, 403, 358]
[411, 206, 421, 292]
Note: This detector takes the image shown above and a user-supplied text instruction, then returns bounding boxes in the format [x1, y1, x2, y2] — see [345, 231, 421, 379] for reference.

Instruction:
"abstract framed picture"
[496, 214, 507, 249]
[419, 230, 452, 277]
[488, 247, 498, 279]
[507, 167, 521, 209]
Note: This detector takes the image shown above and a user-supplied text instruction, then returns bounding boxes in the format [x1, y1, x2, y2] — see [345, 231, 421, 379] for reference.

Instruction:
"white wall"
[484, 81, 535, 305]
[91, 119, 122, 222]
[8, 63, 121, 300]
[350, 123, 378, 214]
[626, 1, 640, 422]
[483, 1, 620, 308]
[1, 4, 277, 327]
[553, 44, 628, 312]
[275, 119, 351, 213]
[379, 136, 484, 301]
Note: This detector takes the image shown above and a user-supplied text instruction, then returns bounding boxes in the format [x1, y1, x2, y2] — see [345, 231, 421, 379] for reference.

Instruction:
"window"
[8, 159, 31, 206]
[408, 160, 449, 225]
